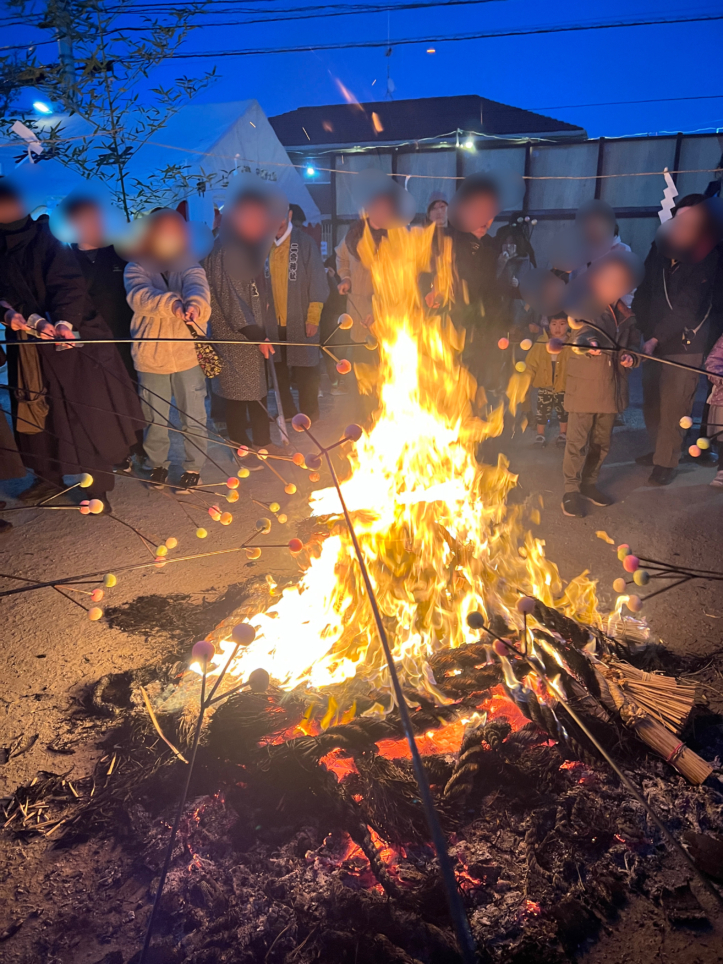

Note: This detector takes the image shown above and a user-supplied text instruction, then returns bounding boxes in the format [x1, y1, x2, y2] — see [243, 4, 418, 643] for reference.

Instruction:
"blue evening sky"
[3, 0, 723, 137]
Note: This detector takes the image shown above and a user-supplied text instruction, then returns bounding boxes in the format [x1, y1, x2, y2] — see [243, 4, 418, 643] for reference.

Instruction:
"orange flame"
[201, 226, 599, 716]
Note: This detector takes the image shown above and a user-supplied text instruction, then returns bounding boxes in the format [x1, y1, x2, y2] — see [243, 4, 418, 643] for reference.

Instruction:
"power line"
[148, 12, 723, 60]
[529, 93, 723, 112]
[0, 0, 507, 30]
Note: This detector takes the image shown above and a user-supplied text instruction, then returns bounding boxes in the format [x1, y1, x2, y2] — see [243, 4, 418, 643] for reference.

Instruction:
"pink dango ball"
[237, 445, 250, 458]
[91, 588, 104, 603]
[336, 359, 352, 375]
[220, 512, 233, 526]
[292, 413, 311, 432]
[208, 505, 222, 521]
[338, 313, 354, 330]
[546, 338, 564, 355]
[626, 595, 643, 613]
[232, 622, 256, 646]
[79, 500, 91, 515]
[688, 444, 701, 458]
[520, 338, 533, 351]
[345, 423, 363, 442]
[88, 607, 103, 621]
[516, 596, 536, 615]
[622, 555, 640, 573]
[246, 546, 262, 559]
[165, 537, 178, 549]
[284, 483, 297, 495]
[305, 454, 322, 471]
[88, 499, 104, 515]
[308, 473, 320, 483]
[679, 415, 693, 430]
[288, 538, 303, 554]
[292, 452, 306, 466]
[248, 668, 270, 692]
[612, 577, 627, 593]
[492, 639, 510, 657]
[497, 337, 509, 350]
[192, 639, 215, 664]
[227, 491, 239, 503]
[226, 477, 240, 489]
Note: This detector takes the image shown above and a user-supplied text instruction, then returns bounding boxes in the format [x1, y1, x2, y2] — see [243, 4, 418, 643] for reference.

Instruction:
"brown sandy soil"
[0, 374, 722, 964]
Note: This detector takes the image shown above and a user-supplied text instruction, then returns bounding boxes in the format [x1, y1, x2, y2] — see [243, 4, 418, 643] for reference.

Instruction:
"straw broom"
[594, 660, 712, 785]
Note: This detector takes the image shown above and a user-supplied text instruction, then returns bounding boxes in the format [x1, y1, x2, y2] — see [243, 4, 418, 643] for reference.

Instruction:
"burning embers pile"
[4, 225, 723, 963]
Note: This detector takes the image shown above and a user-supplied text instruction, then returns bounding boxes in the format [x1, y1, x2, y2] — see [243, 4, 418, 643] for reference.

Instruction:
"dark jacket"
[564, 301, 641, 414]
[0, 217, 143, 478]
[450, 229, 502, 331]
[72, 244, 135, 379]
[632, 241, 723, 356]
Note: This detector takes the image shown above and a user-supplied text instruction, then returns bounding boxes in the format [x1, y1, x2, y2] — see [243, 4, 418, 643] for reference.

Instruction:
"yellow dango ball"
[679, 415, 693, 429]
[220, 512, 233, 526]
[520, 338, 533, 351]
[246, 546, 262, 559]
[104, 573, 117, 588]
[237, 467, 250, 479]
[155, 545, 168, 557]
[697, 437, 710, 450]
[515, 361, 527, 373]
[285, 483, 297, 495]
[196, 527, 208, 539]
[269, 502, 280, 513]
[227, 491, 239, 503]
[165, 537, 178, 549]
[79, 473, 93, 488]
[88, 607, 103, 621]
[277, 513, 288, 524]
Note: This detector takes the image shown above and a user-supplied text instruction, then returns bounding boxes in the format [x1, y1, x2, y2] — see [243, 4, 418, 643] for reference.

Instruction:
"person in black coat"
[633, 194, 723, 485]
[0, 180, 144, 507]
[447, 175, 503, 393]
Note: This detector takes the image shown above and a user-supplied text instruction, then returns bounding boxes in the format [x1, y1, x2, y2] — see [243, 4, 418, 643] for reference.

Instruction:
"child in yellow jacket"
[525, 313, 570, 446]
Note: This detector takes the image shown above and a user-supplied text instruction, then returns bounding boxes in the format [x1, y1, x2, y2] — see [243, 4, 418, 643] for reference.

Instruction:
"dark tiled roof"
[270, 94, 585, 149]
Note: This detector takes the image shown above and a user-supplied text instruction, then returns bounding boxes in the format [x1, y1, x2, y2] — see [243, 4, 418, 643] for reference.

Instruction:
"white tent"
[1, 99, 320, 223]
[129, 99, 320, 223]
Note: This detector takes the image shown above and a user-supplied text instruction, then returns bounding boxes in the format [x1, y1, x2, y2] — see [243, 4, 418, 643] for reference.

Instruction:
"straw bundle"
[593, 660, 711, 785]
[600, 660, 699, 734]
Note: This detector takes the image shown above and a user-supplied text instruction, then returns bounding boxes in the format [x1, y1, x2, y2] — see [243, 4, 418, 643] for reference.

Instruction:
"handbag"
[185, 323, 223, 378]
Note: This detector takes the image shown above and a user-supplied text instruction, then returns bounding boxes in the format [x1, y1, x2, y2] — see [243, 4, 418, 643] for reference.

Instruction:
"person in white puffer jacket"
[124, 210, 211, 490]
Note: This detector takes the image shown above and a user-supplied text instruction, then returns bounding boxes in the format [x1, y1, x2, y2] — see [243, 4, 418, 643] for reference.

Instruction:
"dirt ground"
[0, 368, 722, 964]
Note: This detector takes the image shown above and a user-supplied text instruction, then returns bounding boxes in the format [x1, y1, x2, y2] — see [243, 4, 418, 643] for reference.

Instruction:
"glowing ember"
[202, 226, 599, 712]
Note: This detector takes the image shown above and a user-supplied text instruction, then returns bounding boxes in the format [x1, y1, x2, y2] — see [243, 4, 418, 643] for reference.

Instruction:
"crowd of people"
[0, 170, 722, 535]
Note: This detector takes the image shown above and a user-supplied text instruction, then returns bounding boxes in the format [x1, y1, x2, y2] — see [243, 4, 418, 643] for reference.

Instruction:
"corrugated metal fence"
[320, 133, 723, 264]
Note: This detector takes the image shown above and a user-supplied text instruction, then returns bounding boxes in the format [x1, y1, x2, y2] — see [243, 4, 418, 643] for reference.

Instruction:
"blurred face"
[228, 198, 270, 242]
[428, 200, 448, 227]
[548, 317, 569, 340]
[68, 203, 105, 249]
[669, 203, 707, 249]
[456, 191, 498, 235]
[367, 195, 395, 230]
[146, 213, 188, 262]
[581, 213, 614, 248]
[0, 195, 26, 224]
[589, 259, 634, 305]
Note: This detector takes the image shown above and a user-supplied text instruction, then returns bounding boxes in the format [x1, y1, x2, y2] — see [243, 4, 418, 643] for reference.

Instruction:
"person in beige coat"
[124, 210, 211, 488]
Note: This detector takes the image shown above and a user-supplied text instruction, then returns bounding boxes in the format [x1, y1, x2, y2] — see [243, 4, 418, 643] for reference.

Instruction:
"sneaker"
[580, 483, 613, 506]
[148, 466, 169, 487]
[710, 469, 723, 488]
[534, 434, 546, 446]
[561, 492, 586, 517]
[178, 471, 200, 490]
[556, 433, 567, 446]
[635, 451, 655, 466]
[647, 465, 675, 486]
[18, 479, 63, 503]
